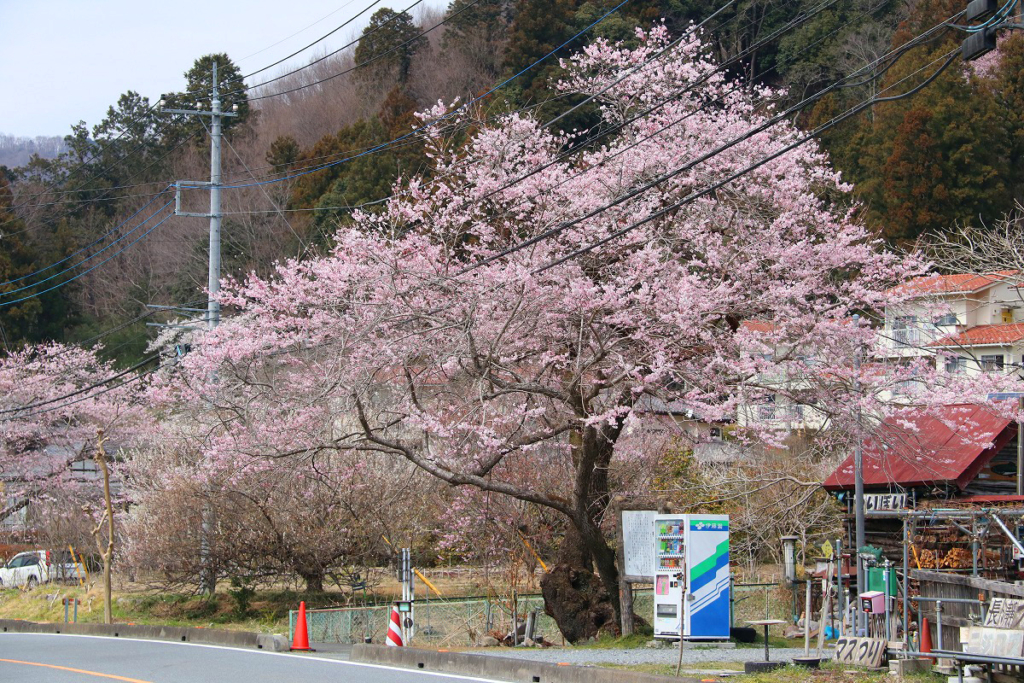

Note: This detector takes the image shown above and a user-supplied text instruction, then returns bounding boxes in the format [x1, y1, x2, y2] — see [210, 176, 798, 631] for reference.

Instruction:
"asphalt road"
[0, 633, 509, 683]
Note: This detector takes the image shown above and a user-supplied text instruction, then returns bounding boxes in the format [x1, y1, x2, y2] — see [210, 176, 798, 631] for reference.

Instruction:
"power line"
[535, 49, 962, 273]
[209, 0, 431, 100]
[213, 0, 856, 228]
[241, 0, 386, 80]
[238, 0, 367, 63]
[0, 201, 175, 308]
[0, 188, 172, 290]
[184, 0, 633, 191]
[244, 0, 476, 102]
[454, 12, 963, 275]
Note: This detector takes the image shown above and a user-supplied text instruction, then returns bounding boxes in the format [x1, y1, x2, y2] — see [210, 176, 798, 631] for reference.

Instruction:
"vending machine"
[653, 514, 730, 640]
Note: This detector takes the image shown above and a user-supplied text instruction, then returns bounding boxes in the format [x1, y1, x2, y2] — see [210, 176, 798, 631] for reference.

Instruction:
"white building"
[881, 270, 1024, 376]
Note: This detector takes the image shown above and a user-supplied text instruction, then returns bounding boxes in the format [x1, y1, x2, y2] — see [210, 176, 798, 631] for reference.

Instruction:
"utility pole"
[852, 314, 866, 637]
[158, 61, 237, 594]
[159, 61, 236, 332]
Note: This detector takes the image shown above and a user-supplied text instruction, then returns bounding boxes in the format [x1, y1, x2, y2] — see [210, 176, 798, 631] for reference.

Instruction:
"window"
[709, 427, 722, 441]
[935, 313, 958, 326]
[945, 356, 967, 374]
[894, 379, 915, 396]
[6, 554, 28, 569]
[892, 316, 919, 346]
[980, 354, 1005, 372]
[756, 395, 776, 421]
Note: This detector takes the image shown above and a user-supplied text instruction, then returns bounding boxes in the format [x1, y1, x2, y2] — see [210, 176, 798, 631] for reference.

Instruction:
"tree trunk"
[541, 523, 618, 642]
[92, 429, 115, 625]
[540, 420, 626, 643]
[299, 568, 325, 593]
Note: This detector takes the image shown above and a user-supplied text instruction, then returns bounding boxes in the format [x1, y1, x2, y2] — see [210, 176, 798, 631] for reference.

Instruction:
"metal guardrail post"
[936, 600, 943, 651]
[902, 522, 910, 649]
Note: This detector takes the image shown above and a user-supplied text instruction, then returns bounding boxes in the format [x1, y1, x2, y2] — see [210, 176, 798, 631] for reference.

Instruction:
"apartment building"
[881, 270, 1024, 376]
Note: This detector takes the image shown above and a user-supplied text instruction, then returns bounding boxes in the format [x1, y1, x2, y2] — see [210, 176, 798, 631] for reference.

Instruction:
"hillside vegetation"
[3, 0, 1021, 362]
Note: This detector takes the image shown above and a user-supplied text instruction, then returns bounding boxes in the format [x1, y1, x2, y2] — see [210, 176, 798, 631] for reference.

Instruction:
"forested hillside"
[3, 0, 1021, 363]
[0, 135, 66, 168]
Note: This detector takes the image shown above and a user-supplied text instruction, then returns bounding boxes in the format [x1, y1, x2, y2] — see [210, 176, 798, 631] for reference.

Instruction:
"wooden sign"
[864, 492, 907, 511]
[621, 510, 657, 580]
[983, 597, 1024, 630]
[833, 637, 887, 668]
[964, 627, 1024, 657]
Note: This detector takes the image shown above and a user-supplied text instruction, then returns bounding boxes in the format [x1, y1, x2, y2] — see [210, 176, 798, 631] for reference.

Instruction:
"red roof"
[740, 320, 776, 334]
[889, 271, 1018, 297]
[823, 404, 1016, 491]
[929, 323, 1024, 347]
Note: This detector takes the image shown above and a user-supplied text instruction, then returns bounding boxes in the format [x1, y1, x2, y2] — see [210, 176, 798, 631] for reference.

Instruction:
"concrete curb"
[351, 644, 702, 683]
[0, 618, 290, 652]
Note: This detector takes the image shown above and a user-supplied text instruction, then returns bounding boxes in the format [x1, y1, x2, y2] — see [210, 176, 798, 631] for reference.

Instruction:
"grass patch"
[577, 631, 655, 649]
[0, 584, 359, 632]
[597, 656, 947, 682]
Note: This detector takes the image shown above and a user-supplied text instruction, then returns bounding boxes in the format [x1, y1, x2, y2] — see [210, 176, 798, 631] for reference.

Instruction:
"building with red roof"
[881, 271, 1024, 375]
[823, 404, 1018, 495]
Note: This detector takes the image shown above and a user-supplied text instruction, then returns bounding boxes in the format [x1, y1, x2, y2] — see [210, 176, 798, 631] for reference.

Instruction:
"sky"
[0, 0, 446, 139]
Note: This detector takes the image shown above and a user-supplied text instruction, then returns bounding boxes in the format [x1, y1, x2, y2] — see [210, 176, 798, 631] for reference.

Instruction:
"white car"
[0, 550, 82, 588]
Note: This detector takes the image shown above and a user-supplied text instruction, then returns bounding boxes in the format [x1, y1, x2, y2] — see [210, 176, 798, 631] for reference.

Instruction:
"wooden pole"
[613, 500, 635, 636]
[803, 577, 812, 656]
[815, 561, 833, 657]
[92, 428, 115, 625]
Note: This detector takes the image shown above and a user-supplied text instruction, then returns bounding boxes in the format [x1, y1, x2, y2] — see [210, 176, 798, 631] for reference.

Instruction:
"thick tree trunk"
[541, 523, 619, 642]
[298, 569, 325, 593]
[540, 420, 626, 642]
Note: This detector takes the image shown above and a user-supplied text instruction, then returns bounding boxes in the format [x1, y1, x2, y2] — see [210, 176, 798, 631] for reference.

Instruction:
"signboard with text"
[983, 597, 1024, 630]
[622, 510, 658, 580]
[964, 627, 1024, 657]
[864, 492, 908, 511]
[833, 637, 887, 668]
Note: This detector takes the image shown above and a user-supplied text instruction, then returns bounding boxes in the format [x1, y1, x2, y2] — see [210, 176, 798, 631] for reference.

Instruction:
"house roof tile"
[929, 323, 1024, 347]
[889, 271, 1018, 297]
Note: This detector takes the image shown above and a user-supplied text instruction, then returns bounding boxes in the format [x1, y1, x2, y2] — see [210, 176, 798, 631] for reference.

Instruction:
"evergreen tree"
[161, 53, 250, 142]
[0, 168, 73, 346]
[503, 0, 580, 105]
[810, 0, 1013, 242]
[354, 9, 426, 85]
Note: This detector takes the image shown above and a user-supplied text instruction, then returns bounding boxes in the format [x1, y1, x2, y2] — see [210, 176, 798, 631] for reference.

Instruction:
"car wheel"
[26, 576, 37, 589]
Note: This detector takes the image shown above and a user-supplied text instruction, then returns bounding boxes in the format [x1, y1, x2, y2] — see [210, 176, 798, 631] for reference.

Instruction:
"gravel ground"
[465, 645, 831, 667]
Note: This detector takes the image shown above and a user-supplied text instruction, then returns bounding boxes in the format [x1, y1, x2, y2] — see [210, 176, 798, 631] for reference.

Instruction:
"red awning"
[823, 404, 1016, 491]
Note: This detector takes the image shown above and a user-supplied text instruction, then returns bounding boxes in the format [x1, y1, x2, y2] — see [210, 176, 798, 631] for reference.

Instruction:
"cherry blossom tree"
[0, 343, 143, 538]
[120, 431, 428, 592]
[153, 26, 1024, 640]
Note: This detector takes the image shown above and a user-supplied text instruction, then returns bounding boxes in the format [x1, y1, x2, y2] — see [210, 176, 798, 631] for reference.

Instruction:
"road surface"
[0, 633, 509, 683]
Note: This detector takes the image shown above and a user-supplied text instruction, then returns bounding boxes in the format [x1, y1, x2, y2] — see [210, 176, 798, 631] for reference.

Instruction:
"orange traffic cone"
[919, 616, 933, 661]
[290, 601, 315, 652]
[386, 605, 404, 647]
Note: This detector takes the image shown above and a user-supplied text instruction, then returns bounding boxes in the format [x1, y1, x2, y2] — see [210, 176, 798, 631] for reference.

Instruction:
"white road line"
[0, 633, 512, 683]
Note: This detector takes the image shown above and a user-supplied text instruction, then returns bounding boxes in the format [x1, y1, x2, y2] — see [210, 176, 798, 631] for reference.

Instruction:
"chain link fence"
[288, 586, 792, 645]
[290, 591, 657, 646]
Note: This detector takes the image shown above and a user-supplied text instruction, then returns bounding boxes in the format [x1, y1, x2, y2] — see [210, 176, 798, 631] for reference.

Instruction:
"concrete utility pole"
[159, 61, 237, 594]
[852, 314, 866, 636]
[160, 61, 236, 332]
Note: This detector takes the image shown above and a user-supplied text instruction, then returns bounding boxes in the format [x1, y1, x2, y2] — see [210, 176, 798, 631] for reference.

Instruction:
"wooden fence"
[912, 569, 1024, 677]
